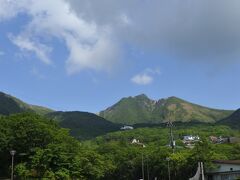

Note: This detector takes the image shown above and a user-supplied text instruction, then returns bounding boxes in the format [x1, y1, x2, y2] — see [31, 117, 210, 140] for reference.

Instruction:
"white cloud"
[1, 0, 120, 73]
[0, 0, 26, 21]
[9, 34, 52, 64]
[1, 0, 240, 75]
[68, 0, 240, 64]
[131, 68, 160, 85]
[131, 73, 153, 85]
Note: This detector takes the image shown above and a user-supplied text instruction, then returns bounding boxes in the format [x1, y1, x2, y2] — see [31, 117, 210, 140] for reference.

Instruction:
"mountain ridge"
[46, 111, 120, 139]
[0, 91, 236, 129]
[218, 108, 240, 128]
[0, 92, 53, 115]
[0, 91, 120, 139]
[99, 94, 233, 125]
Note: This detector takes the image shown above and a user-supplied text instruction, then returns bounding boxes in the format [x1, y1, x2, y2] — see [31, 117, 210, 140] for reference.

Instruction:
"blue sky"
[0, 0, 240, 112]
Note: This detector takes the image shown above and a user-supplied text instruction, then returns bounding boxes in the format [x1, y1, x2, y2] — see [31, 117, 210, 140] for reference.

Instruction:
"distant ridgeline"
[0, 92, 120, 139]
[0, 92, 53, 116]
[46, 111, 120, 139]
[218, 108, 240, 129]
[99, 94, 234, 125]
[0, 91, 239, 140]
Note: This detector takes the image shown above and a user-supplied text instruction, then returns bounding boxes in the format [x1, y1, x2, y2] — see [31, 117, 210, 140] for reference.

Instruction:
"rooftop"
[213, 160, 240, 165]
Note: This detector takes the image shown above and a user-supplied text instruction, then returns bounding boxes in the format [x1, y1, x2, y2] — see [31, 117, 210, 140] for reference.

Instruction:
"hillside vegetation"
[0, 113, 114, 179]
[0, 92, 120, 139]
[99, 94, 233, 125]
[1, 113, 239, 179]
[0, 91, 239, 179]
[219, 109, 240, 129]
[47, 111, 120, 139]
[0, 91, 238, 141]
[0, 92, 53, 115]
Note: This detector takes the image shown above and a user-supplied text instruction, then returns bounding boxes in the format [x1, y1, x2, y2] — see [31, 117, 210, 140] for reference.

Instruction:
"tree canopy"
[0, 113, 239, 179]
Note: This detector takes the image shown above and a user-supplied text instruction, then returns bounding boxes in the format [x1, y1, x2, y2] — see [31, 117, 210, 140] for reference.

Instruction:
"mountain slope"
[100, 94, 155, 125]
[99, 94, 233, 125]
[0, 92, 53, 115]
[47, 111, 120, 139]
[0, 91, 120, 139]
[218, 109, 240, 129]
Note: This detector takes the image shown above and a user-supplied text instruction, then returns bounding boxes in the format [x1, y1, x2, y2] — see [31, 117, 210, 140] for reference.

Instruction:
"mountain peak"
[167, 96, 179, 99]
[99, 94, 233, 125]
[165, 96, 185, 103]
[134, 94, 149, 99]
[167, 96, 184, 100]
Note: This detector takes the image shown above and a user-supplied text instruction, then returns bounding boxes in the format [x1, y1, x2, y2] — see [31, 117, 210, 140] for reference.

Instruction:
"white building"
[183, 135, 200, 141]
[131, 139, 146, 147]
[120, 125, 134, 130]
[206, 160, 240, 180]
[131, 139, 140, 144]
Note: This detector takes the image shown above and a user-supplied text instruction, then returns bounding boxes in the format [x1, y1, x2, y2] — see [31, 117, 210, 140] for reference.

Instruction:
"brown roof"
[213, 160, 240, 165]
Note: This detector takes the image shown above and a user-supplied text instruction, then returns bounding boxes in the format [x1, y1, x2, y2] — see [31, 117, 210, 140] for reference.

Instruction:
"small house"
[131, 139, 140, 144]
[120, 125, 134, 130]
[209, 136, 240, 144]
[183, 135, 200, 141]
[206, 160, 240, 180]
[131, 139, 146, 147]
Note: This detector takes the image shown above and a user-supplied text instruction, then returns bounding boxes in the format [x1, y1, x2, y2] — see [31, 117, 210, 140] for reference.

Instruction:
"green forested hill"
[2, 113, 239, 180]
[0, 92, 120, 139]
[219, 109, 240, 129]
[0, 91, 235, 138]
[99, 94, 233, 125]
[0, 92, 53, 115]
[47, 111, 121, 139]
[0, 101, 239, 179]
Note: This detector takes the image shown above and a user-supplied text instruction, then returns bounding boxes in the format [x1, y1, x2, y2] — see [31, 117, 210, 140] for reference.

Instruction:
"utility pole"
[147, 156, 150, 180]
[132, 140, 146, 180]
[142, 151, 144, 180]
[10, 150, 16, 180]
[201, 162, 204, 180]
[166, 157, 171, 180]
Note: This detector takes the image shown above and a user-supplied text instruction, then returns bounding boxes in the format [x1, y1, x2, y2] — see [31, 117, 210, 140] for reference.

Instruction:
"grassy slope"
[152, 97, 232, 123]
[0, 92, 53, 115]
[100, 94, 155, 124]
[99, 94, 233, 125]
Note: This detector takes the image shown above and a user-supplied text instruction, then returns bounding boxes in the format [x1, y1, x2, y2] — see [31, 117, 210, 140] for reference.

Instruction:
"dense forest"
[0, 113, 239, 179]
